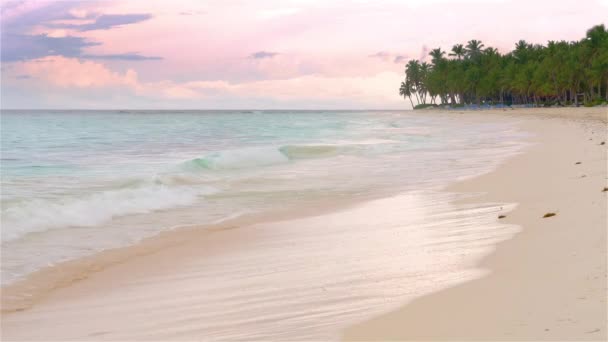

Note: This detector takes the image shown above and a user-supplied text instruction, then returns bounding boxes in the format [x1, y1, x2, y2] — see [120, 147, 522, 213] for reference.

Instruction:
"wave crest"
[183, 147, 289, 171]
[183, 144, 347, 172]
[279, 145, 340, 159]
[1, 184, 217, 242]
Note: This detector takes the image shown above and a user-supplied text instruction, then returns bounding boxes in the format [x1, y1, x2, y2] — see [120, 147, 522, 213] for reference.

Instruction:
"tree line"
[399, 24, 608, 108]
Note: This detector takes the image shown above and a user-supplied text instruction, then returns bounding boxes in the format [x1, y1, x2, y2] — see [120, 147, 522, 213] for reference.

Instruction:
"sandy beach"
[2, 1, 607, 340]
[1, 107, 606, 341]
[344, 107, 608, 340]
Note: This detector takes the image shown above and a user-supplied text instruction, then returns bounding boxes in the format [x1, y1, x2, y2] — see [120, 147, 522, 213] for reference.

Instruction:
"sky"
[1, 0, 607, 109]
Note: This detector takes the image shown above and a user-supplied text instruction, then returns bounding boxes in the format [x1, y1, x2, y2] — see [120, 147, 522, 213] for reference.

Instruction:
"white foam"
[1, 184, 217, 242]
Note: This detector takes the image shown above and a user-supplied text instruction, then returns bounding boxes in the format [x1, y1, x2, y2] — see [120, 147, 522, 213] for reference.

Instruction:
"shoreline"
[1, 192, 379, 313]
[344, 107, 607, 340]
[1, 107, 606, 340]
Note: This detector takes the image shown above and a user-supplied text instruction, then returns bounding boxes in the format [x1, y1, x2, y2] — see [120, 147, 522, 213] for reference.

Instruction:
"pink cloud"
[13, 56, 138, 88]
[2, 0, 607, 108]
[6, 55, 403, 107]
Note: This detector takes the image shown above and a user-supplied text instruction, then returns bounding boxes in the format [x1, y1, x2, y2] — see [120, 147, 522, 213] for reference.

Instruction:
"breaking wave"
[1, 183, 218, 242]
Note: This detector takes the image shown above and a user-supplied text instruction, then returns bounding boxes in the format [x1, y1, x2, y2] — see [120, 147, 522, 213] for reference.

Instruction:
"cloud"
[11, 56, 138, 88]
[49, 13, 153, 31]
[179, 10, 205, 16]
[6, 56, 403, 108]
[82, 53, 162, 61]
[369, 51, 390, 58]
[1, 33, 100, 61]
[0, 1, 28, 16]
[249, 51, 279, 59]
[1, 33, 162, 61]
[1, 2, 156, 61]
[16, 74, 31, 79]
[393, 55, 408, 63]
[1, 1, 83, 32]
[369, 51, 410, 64]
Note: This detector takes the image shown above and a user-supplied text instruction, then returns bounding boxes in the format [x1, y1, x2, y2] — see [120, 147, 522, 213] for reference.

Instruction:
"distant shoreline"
[413, 103, 608, 110]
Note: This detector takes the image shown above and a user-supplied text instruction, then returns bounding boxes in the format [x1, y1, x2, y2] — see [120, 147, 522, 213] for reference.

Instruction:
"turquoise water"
[1, 110, 526, 284]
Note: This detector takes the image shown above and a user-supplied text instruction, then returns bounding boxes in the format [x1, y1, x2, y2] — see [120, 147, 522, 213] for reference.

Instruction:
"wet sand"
[344, 107, 607, 341]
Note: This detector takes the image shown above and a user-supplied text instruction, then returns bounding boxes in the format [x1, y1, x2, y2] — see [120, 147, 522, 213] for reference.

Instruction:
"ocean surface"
[1, 110, 526, 286]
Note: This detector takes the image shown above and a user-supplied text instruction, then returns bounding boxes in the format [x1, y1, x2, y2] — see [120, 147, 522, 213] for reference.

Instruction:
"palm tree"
[419, 62, 431, 104]
[513, 40, 531, 62]
[399, 24, 608, 108]
[429, 48, 445, 65]
[465, 40, 485, 59]
[484, 47, 499, 56]
[585, 24, 607, 48]
[449, 44, 465, 60]
[515, 40, 530, 51]
[584, 24, 608, 100]
[405, 60, 422, 104]
[399, 80, 414, 108]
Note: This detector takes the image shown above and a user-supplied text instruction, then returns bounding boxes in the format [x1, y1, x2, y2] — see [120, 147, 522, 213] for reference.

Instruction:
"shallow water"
[1, 110, 526, 285]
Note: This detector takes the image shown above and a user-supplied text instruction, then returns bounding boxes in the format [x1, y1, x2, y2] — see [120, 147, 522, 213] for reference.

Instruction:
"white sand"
[344, 107, 607, 340]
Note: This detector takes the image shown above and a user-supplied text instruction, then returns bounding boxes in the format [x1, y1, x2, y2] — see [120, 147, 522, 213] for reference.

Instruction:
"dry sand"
[1, 107, 606, 341]
[344, 107, 608, 341]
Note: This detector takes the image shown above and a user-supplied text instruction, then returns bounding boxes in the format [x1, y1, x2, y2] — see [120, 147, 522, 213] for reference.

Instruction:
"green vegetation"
[413, 103, 437, 110]
[399, 24, 608, 108]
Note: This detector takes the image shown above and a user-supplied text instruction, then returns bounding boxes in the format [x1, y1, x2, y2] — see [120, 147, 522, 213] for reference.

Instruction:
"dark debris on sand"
[543, 212, 557, 218]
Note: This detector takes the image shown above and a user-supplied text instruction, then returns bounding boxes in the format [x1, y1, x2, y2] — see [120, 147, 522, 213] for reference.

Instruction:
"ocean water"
[1, 110, 526, 285]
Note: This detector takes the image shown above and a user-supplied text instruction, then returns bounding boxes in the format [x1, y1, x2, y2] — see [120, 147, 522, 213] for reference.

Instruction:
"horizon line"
[0, 108, 413, 111]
